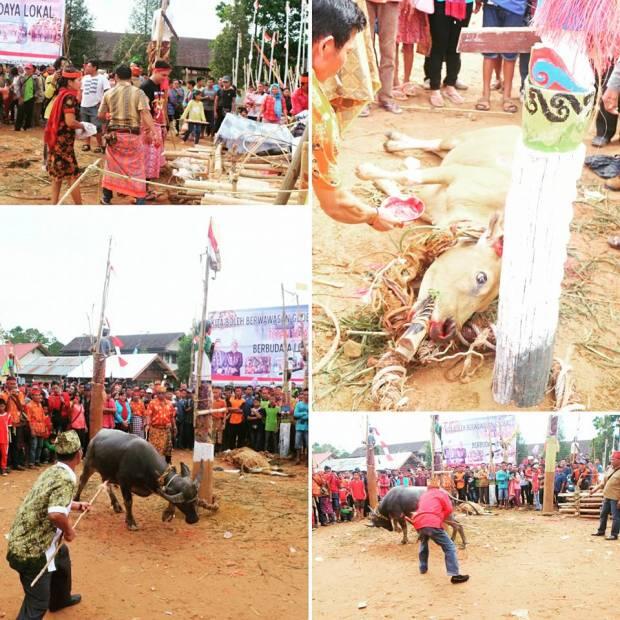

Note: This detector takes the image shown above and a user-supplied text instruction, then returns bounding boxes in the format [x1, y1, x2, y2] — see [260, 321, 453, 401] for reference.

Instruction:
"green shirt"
[8, 463, 76, 564]
[264, 406, 280, 432]
[23, 76, 34, 102]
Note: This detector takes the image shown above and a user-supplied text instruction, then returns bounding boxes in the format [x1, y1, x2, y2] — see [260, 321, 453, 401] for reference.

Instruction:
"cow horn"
[193, 460, 205, 489]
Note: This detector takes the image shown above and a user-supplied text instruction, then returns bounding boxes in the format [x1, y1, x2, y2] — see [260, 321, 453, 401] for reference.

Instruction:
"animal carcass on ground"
[356, 125, 520, 343]
[75, 429, 203, 530]
[367, 487, 466, 547]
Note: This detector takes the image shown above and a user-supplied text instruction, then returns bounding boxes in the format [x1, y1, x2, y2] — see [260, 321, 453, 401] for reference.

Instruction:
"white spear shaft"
[268, 31, 276, 84]
[284, 1, 290, 88]
[258, 26, 266, 84]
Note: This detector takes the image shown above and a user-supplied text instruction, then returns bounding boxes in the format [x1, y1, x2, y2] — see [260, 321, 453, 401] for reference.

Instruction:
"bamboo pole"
[284, 2, 290, 88]
[274, 125, 307, 205]
[57, 158, 102, 205]
[366, 417, 378, 510]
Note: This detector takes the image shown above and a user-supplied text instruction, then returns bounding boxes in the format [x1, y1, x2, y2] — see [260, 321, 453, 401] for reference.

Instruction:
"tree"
[311, 443, 351, 458]
[591, 415, 620, 466]
[0, 326, 64, 355]
[516, 431, 528, 463]
[211, 0, 304, 87]
[65, 0, 97, 65]
[176, 334, 193, 383]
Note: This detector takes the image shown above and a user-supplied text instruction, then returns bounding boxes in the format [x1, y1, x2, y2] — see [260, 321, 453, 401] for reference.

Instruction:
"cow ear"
[180, 462, 191, 478]
[480, 211, 503, 257]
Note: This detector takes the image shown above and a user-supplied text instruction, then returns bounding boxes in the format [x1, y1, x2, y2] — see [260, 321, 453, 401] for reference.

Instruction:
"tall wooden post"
[258, 26, 266, 84]
[542, 414, 559, 514]
[284, 1, 290, 88]
[193, 222, 214, 506]
[90, 237, 112, 439]
[295, 0, 305, 82]
[366, 417, 378, 510]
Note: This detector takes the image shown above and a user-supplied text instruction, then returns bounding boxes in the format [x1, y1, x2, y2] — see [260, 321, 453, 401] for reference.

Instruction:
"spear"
[295, 0, 305, 80]
[268, 31, 277, 85]
[257, 26, 266, 85]
[248, 0, 259, 87]
[234, 31, 242, 87]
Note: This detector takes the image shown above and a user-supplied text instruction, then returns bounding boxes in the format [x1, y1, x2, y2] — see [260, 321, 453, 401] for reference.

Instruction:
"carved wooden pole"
[542, 414, 559, 514]
[492, 46, 595, 406]
[366, 417, 378, 510]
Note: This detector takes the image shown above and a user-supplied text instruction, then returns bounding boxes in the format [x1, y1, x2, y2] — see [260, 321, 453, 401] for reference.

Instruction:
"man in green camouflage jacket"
[6, 430, 90, 619]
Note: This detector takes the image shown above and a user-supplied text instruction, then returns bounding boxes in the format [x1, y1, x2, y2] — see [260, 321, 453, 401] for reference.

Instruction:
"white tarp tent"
[67, 353, 175, 381]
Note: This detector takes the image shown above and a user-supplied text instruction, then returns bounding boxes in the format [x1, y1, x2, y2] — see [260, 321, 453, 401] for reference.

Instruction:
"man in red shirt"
[291, 73, 309, 116]
[350, 470, 367, 521]
[411, 478, 469, 584]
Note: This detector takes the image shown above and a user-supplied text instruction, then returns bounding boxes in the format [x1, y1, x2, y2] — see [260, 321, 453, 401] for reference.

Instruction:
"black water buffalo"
[75, 429, 203, 530]
[367, 486, 466, 547]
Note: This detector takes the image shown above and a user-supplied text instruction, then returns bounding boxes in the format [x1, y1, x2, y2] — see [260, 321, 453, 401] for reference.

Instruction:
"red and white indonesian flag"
[110, 336, 128, 367]
[208, 220, 221, 272]
[370, 426, 393, 462]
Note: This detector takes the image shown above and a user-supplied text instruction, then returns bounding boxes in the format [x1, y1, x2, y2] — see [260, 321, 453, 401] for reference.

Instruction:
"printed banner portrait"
[0, 1, 65, 65]
[208, 305, 308, 385]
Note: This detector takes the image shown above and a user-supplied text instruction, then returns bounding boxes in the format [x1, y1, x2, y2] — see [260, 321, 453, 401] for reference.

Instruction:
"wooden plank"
[458, 27, 541, 54]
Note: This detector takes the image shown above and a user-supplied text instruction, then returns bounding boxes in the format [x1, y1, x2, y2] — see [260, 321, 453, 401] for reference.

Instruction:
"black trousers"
[595, 64, 620, 140]
[428, 2, 473, 90]
[214, 109, 230, 134]
[15, 98, 35, 130]
[11, 544, 73, 620]
[182, 422, 194, 450]
[249, 425, 263, 452]
[205, 110, 215, 136]
[9, 425, 27, 468]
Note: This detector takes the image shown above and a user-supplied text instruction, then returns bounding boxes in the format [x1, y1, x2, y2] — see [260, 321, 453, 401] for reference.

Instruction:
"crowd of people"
[312, 455, 607, 526]
[0, 376, 310, 476]
[0, 58, 309, 204]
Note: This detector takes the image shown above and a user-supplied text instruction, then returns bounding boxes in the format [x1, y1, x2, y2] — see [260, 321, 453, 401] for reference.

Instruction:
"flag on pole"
[369, 426, 394, 461]
[264, 31, 272, 43]
[110, 336, 127, 366]
[254, 0, 260, 9]
[207, 220, 222, 272]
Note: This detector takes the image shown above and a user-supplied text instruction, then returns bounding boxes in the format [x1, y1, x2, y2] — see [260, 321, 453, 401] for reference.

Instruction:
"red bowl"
[379, 195, 425, 223]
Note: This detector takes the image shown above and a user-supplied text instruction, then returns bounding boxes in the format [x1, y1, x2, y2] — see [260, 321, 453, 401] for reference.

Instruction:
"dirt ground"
[312, 509, 618, 620]
[313, 49, 620, 411]
[0, 128, 193, 205]
[0, 452, 308, 620]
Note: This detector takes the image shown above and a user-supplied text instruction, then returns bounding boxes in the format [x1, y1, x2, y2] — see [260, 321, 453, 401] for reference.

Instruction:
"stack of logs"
[557, 491, 604, 519]
[165, 143, 306, 206]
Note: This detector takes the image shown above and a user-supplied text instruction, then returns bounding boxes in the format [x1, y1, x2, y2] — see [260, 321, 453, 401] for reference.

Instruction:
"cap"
[55, 431, 82, 455]
[612, 451, 620, 460]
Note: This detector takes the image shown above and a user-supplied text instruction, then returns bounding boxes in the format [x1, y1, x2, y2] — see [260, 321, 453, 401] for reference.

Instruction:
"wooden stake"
[366, 417, 378, 510]
[542, 415, 559, 514]
[274, 125, 308, 205]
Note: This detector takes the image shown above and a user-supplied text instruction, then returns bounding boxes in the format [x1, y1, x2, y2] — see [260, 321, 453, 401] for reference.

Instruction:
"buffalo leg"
[107, 485, 124, 514]
[120, 485, 138, 530]
[399, 517, 408, 544]
[74, 460, 96, 501]
[356, 162, 462, 187]
[384, 131, 459, 154]
[162, 503, 176, 522]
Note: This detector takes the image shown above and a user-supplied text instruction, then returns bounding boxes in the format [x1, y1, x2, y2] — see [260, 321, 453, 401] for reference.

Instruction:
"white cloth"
[81, 73, 110, 108]
[151, 9, 173, 42]
[45, 462, 75, 572]
[194, 351, 212, 382]
[193, 441, 214, 462]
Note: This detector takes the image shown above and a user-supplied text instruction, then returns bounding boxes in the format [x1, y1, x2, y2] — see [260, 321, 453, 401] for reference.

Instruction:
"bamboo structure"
[557, 491, 604, 519]
[90, 237, 113, 439]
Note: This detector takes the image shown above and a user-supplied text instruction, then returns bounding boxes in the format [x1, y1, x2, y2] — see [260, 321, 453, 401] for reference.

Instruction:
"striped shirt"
[98, 81, 150, 130]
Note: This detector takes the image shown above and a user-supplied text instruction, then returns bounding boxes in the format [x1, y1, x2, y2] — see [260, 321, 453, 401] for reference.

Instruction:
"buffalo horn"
[159, 490, 186, 504]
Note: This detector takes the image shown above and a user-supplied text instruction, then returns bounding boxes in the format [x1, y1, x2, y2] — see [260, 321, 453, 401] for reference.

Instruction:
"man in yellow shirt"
[312, 0, 403, 232]
[590, 450, 620, 541]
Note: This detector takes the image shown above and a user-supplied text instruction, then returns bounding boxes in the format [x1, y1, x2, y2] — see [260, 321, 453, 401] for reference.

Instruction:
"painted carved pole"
[491, 42, 595, 406]
[90, 237, 113, 439]
[366, 417, 378, 510]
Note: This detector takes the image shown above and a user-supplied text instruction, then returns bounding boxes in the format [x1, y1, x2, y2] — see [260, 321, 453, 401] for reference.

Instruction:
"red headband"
[62, 71, 81, 79]
[153, 68, 171, 75]
[612, 451, 620, 460]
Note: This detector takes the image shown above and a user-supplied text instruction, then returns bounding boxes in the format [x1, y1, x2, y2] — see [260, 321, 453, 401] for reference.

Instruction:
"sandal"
[502, 98, 519, 113]
[93, 146, 104, 153]
[430, 91, 445, 108]
[475, 98, 491, 111]
[444, 89, 465, 105]
[392, 89, 408, 101]
[81, 145, 91, 152]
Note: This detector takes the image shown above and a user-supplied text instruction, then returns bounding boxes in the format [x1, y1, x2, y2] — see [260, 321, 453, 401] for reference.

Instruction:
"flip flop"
[392, 89, 408, 101]
[93, 147, 104, 153]
[475, 98, 491, 111]
[502, 99, 519, 113]
[81, 145, 91, 152]
[444, 90, 465, 105]
[430, 91, 445, 108]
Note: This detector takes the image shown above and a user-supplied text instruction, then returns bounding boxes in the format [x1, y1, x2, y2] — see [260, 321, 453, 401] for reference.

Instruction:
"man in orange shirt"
[226, 387, 246, 450]
[25, 388, 47, 467]
[145, 385, 174, 463]
[453, 466, 467, 501]
[1, 376, 27, 471]
[211, 385, 227, 453]
[412, 478, 469, 584]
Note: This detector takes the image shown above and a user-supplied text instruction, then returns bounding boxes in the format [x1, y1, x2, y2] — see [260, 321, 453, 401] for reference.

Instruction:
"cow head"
[366, 509, 392, 531]
[158, 462, 203, 524]
[416, 213, 503, 342]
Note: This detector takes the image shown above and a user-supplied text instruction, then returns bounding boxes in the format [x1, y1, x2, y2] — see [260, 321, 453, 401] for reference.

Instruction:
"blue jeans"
[418, 527, 460, 576]
[597, 498, 620, 537]
[533, 489, 541, 510]
[29, 436, 43, 464]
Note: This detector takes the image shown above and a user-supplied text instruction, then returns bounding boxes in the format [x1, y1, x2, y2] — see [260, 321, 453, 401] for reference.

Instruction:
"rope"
[90, 165, 306, 197]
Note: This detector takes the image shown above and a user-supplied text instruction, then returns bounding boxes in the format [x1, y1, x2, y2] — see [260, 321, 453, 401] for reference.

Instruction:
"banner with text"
[0, 1, 65, 65]
[208, 305, 308, 385]
[442, 415, 517, 466]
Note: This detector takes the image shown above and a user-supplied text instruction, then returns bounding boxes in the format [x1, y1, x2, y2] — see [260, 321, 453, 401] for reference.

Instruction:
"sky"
[1, 207, 310, 343]
[85, 0, 223, 39]
[312, 413, 600, 452]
